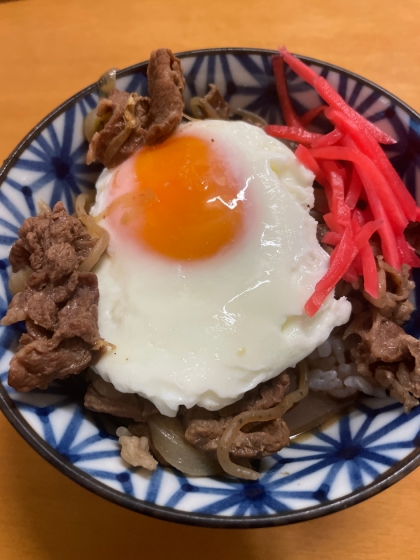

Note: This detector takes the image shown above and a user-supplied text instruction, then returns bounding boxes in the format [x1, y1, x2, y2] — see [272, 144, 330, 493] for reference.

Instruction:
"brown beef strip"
[2, 203, 104, 392]
[54, 273, 101, 346]
[217, 373, 291, 417]
[145, 48, 186, 141]
[10, 202, 95, 273]
[180, 373, 290, 459]
[193, 84, 231, 120]
[86, 48, 185, 168]
[9, 336, 97, 392]
[84, 375, 167, 464]
[404, 222, 420, 255]
[181, 409, 290, 460]
[84, 375, 158, 423]
[231, 418, 289, 458]
[203, 84, 231, 119]
[348, 309, 420, 411]
[85, 371, 291, 460]
[343, 257, 420, 411]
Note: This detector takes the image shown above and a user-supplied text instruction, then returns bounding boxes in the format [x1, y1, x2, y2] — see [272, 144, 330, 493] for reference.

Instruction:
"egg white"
[91, 120, 351, 416]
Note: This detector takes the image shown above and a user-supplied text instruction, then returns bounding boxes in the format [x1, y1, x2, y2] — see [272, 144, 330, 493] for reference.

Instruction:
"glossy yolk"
[107, 135, 245, 260]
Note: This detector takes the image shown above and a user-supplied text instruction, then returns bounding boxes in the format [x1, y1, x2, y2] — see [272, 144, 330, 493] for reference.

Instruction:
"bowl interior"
[1, 48, 420, 528]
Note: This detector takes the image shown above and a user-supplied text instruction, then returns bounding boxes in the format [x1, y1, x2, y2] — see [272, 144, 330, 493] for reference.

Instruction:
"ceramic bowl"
[1, 48, 420, 528]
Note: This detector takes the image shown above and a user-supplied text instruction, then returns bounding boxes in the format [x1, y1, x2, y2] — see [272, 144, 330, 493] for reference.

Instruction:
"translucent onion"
[217, 362, 309, 480]
[92, 375, 121, 399]
[83, 69, 118, 142]
[83, 109, 104, 143]
[182, 112, 199, 122]
[148, 415, 221, 476]
[190, 97, 221, 120]
[234, 108, 267, 128]
[37, 200, 51, 214]
[78, 234, 109, 272]
[75, 192, 110, 272]
[8, 266, 32, 296]
[95, 92, 137, 164]
[283, 391, 355, 437]
[97, 68, 118, 97]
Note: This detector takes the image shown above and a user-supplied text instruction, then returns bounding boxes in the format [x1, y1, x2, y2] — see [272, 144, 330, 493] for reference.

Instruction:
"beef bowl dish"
[1, 48, 420, 528]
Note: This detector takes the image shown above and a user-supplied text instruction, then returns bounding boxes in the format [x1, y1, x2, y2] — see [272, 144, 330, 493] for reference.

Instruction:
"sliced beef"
[43, 242, 79, 281]
[85, 370, 291, 461]
[2, 203, 104, 392]
[358, 311, 415, 363]
[203, 84, 231, 119]
[349, 309, 420, 411]
[181, 373, 290, 459]
[182, 409, 289, 459]
[87, 90, 150, 169]
[9, 336, 97, 392]
[191, 84, 231, 120]
[218, 373, 290, 417]
[10, 202, 95, 273]
[361, 257, 414, 325]
[84, 374, 158, 422]
[343, 256, 420, 411]
[87, 48, 185, 168]
[404, 222, 420, 255]
[26, 290, 59, 331]
[145, 48, 186, 140]
[54, 273, 100, 345]
[230, 418, 289, 458]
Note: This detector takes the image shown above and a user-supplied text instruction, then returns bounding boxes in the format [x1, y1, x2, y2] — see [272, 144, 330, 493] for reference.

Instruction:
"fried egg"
[91, 120, 351, 416]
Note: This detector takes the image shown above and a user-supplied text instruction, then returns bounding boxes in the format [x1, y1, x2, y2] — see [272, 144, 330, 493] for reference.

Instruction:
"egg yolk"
[107, 135, 245, 260]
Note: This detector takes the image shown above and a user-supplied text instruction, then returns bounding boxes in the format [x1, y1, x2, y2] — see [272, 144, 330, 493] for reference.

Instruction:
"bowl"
[1, 48, 420, 529]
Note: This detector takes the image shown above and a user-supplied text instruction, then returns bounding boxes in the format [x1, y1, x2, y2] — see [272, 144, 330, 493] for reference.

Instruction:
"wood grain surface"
[1, 0, 420, 558]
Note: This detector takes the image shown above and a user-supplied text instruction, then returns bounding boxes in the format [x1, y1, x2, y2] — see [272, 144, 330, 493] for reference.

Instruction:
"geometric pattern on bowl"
[1, 49, 420, 527]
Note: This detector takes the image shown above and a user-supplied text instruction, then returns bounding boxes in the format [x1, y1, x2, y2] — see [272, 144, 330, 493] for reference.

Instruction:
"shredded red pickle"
[267, 48, 420, 315]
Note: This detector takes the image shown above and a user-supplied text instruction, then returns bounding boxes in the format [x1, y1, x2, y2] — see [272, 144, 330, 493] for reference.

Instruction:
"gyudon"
[3, 48, 420, 480]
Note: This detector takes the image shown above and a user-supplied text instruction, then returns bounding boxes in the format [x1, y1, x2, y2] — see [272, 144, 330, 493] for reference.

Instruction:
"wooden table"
[1, 0, 420, 558]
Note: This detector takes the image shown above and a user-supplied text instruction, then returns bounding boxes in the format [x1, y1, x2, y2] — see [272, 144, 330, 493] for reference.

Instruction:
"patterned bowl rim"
[1, 47, 420, 529]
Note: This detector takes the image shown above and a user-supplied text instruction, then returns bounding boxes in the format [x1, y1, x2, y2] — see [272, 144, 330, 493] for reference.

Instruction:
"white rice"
[307, 334, 387, 399]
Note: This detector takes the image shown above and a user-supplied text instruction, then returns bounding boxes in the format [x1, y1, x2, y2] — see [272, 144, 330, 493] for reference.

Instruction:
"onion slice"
[97, 68, 118, 98]
[234, 108, 267, 128]
[83, 109, 104, 143]
[189, 97, 221, 120]
[148, 415, 221, 476]
[8, 266, 32, 296]
[75, 192, 110, 272]
[283, 391, 355, 437]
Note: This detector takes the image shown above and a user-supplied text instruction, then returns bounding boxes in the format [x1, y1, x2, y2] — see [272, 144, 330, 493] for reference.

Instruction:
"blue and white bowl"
[1, 48, 420, 528]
